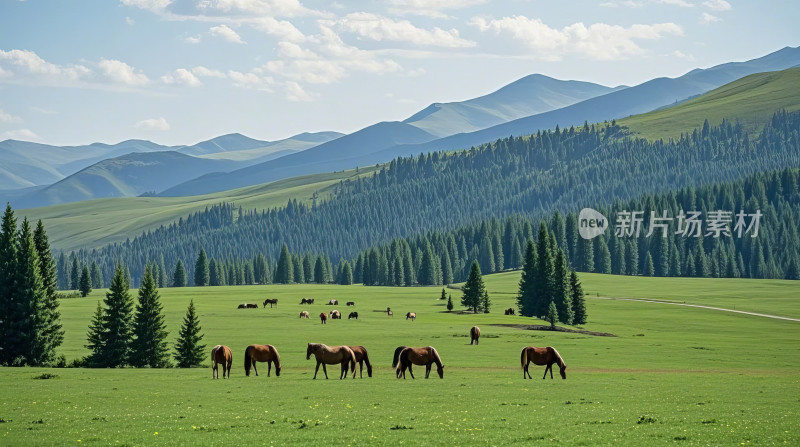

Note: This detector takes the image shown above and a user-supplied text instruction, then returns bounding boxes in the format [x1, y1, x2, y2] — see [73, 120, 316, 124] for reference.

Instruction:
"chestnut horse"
[406, 312, 416, 321]
[211, 345, 232, 379]
[263, 298, 278, 308]
[320, 312, 327, 324]
[396, 346, 444, 379]
[299, 311, 310, 319]
[348, 345, 373, 378]
[306, 343, 356, 379]
[521, 346, 566, 379]
[244, 344, 282, 377]
[470, 326, 480, 345]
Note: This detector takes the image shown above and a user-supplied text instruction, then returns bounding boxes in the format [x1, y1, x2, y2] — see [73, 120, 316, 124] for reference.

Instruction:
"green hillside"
[621, 67, 800, 139]
[20, 166, 378, 252]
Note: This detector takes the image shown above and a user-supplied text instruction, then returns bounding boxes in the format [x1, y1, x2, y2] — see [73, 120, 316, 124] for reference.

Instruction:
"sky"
[0, 0, 797, 146]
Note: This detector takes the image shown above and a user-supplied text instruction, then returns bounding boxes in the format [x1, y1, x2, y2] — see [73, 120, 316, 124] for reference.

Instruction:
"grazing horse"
[348, 311, 358, 320]
[348, 346, 373, 378]
[244, 344, 281, 377]
[211, 345, 232, 379]
[300, 298, 315, 304]
[470, 326, 481, 345]
[330, 310, 341, 320]
[237, 304, 246, 309]
[263, 298, 278, 308]
[327, 299, 338, 305]
[306, 343, 356, 379]
[521, 346, 566, 380]
[406, 312, 416, 321]
[505, 308, 516, 315]
[387, 309, 394, 317]
[346, 301, 355, 306]
[391, 346, 407, 368]
[246, 303, 258, 309]
[396, 346, 444, 379]
[320, 312, 327, 324]
[299, 311, 310, 319]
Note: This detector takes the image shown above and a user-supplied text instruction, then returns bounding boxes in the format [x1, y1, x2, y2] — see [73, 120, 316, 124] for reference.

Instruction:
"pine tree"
[418, 242, 437, 285]
[570, 271, 587, 325]
[339, 260, 353, 285]
[173, 259, 187, 287]
[292, 254, 304, 283]
[194, 249, 209, 286]
[516, 239, 537, 317]
[130, 266, 170, 368]
[90, 261, 104, 288]
[57, 252, 68, 290]
[174, 299, 206, 368]
[461, 260, 485, 313]
[0, 203, 19, 365]
[70, 258, 80, 291]
[33, 219, 63, 366]
[482, 290, 491, 314]
[553, 249, 573, 324]
[546, 300, 558, 329]
[98, 264, 134, 367]
[208, 258, 219, 286]
[85, 301, 105, 367]
[644, 252, 655, 276]
[534, 223, 554, 317]
[79, 266, 92, 297]
[393, 257, 404, 286]
[440, 288, 447, 300]
[158, 255, 168, 288]
[275, 244, 293, 284]
[7, 218, 44, 365]
[303, 254, 314, 283]
[314, 256, 325, 283]
[447, 294, 454, 312]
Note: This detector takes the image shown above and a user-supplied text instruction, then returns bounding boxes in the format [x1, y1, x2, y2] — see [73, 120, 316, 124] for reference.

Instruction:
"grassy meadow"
[1, 272, 799, 446]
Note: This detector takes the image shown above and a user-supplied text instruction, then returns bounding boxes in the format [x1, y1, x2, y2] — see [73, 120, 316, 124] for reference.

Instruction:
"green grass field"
[2, 272, 799, 446]
[18, 165, 378, 252]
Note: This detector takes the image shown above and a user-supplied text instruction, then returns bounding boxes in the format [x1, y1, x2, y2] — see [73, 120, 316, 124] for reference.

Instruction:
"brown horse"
[211, 345, 232, 379]
[348, 311, 358, 319]
[320, 312, 327, 324]
[306, 343, 356, 379]
[470, 326, 480, 345]
[521, 346, 566, 379]
[330, 310, 341, 319]
[505, 307, 515, 315]
[263, 298, 278, 308]
[244, 344, 282, 377]
[348, 345, 373, 378]
[406, 312, 416, 321]
[391, 346, 407, 368]
[245, 303, 258, 309]
[396, 346, 444, 379]
[346, 301, 355, 306]
[299, 311, 310, 319]
[300, 298, 314, 304]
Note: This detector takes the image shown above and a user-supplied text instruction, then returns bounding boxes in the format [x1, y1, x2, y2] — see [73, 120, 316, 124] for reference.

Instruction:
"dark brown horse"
[348, 345, 373, 378]
[299, 311, 310, 319]
[470, 326, 480, 345]
[300, 298, 315, 304]
[406, 312, 416, 321]
[320, 312, 327, 324]
[521, 346, 566, 379]
[211, 345, 232, 379]
[348, 311, 358, 319]
[391, 346, 407, 368]
[387, 307, 393, 317]
[245, 303, 258, 309]
[263, 298, 278, 308]
[346, 301, 355, 306]
[244, 344, 281, 377]
[396, 346, 444, 379]
[505, 307, 515, 315]
[306, 343, 356, 379]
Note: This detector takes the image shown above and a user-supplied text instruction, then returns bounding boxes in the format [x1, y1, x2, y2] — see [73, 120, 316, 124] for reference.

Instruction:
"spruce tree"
[33, 219, 63, 365]
[461, 260, 485, 313]
[85, 301, 105, 367]
[440, 288, 447, 300]
[516, 239, 537, 317]
[174, 299, 206, 368]
[303, 254, 314, 283]
[314, 256, 325, 283]
[90, 261, 104, 288]
[57, 252, 68, 290]
[130, 266, 170, 368]
[275, 244, 293, 284]
[79, 266, 92, 297]
[339, 260, 353, 285]
[99, 264, 134, 367]
[534, 223, 554, 317]
[173, 259, 187, 287]
[553, 249, 573, 324]
[393, 257, 404, 286]
[482, 290, 491, 314]
[0, 203, 18, 365]
[208, 259, 219, 286]
[70, 258, 80, 291]
[8, 218, 44, 365]
[447, 294, 454, 312]
[292, 254, 304, 283]
[158, 255, 168, 288]
[570, 271, 587, 325]
[644, 252, 655, 276]
[194, 249, 209, 286]
[418, 242, 437, 285]
[546, 300, 558, 329]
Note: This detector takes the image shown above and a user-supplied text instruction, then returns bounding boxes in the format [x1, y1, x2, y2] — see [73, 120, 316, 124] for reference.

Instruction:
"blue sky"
[0, 0, 796, 146]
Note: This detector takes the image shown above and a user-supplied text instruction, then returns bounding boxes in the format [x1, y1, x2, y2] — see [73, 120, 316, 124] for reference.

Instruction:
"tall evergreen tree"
[173, 260, 187, 287]
[79, 266, 92, 297]
[98, 264, 134, 367]
[7, 218, 44, 365]
[534, 222, 554, 318]
[57, 252, 69, 290]
[418, 241, 438, 285]
[303, 254, 314, 283]
[292, 254, 304, 284]
[194, 249, 209, 286]
[0, 203, 19, 365]
[553, 249, 573, 324]
[208, 258, 220, 286]
[446, 294, 454, 312]
[516, 239, 537, 317]
[570, 271, 587, 325]
[275, 244, 293, 284]
[546, 300, 558, 329]
[461, 260, 485, 313]
[482, 289, 491, 314]
[644, 252, 655, 276]
[130, 266, 170, 368]
[90, 261, 104, 288]
[440, 288, 447, 301]
[33, 219, 63, 365]
[174, 299, 206, 368]
[85, 301, 105, 367]
[314, 256, 326, 283]
[70, 257, 80, 291]
[158, 255, 168, 288]
[338, 260, 353, 285]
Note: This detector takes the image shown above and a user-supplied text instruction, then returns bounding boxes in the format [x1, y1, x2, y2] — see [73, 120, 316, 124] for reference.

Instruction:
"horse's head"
[559, 365, 567, 380]
[437, 364, 444, 379]
[306, 343, 313, 360]
[275, 364, 281, 376]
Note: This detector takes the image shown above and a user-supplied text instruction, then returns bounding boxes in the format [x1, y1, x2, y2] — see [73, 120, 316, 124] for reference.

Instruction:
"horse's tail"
[549, 346, 565, 368]
[360, 346, 373, 377]
[430, 346, 443, 368]
[244, 346, 252, 376]
[269, 344, 281, 369]
[521, 347, 528, 369]
[392, 346, 406, 368]
[395, 348, 406, 376]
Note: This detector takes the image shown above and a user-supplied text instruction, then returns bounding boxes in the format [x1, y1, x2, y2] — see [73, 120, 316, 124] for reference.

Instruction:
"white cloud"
[277, 41, 319, 59]
[209, 24, 246, 44]
[656, 0, 694, 7]
[135, 117, 170, 131]
[703, 0, 731, 11]
[0, 108, 22, 123]
[98, 59, 150, 85]
[284, 81, 314, 101]
[252, 17, 306, 42]
[120, 0, 172, 13]
[670, 50, 694, 60]
[227, 69, 274, 91]
[600, 1, 644, 7]
[185, 35, 202, 44]
[196, 0, 318, 17]
[264, 59, 346, 84]
[1, 128, 41, 141]
[126, 16, 136, 26]
[336, 12, 476, 48]
[192, 66, 227, 78]
[388, 0, 485, 18]
[0, 49, 91, 81]
[161, 68, 202, 86]
[700, 12, 721, 24]
[470, 16, 683, 60]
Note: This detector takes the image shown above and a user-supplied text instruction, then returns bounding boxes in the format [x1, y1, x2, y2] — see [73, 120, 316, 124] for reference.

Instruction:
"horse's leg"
[359, 361, 363, 379]
[212, 362, 217, 379]
[543, 364, 550, 380]
[524, 362, 531, 379]
[408, 364, 415, 379]
[549, 363, 554, 379]
[425, 364, 431, 379]
[322, 363, 329, 379]
[314, 361, 321, 379]
[252, 361, 259, 377]
[267, 361, 272, 377]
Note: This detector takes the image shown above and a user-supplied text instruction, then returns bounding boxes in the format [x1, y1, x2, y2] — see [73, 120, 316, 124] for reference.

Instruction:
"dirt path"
[599, 297, 800, 322]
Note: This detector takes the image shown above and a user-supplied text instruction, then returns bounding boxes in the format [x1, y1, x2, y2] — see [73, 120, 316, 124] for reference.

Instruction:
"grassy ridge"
[18, 166, 378, 251]
[620, 67, 800, 140]
[1, 273, 798, 445]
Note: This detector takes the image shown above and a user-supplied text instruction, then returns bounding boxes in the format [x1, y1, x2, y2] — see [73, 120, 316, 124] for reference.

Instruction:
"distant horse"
[246, 303, 258, 309]
[320, 312, 327, 324]
[348, 311, 358, 320]
[327, 299, 338, 305]
[521, 346, 566, 380]
[211, 345, 232, 379]
[330, 310, 341, 319]
[396, 346, 444, 379]
[300, 298, 315, 304]
[470, 326, 480, 345]
[406, 312, 416, 321]
[387, 309, 394, 317]
[306, 343, 356, 379]
[505, 308, 515, 316]
[244, 344, 282, 377]
[346, 301, 355, 306]
[237, 304, 246, 309]
[391, 346, 407, 368]
[299, 311, 310, 319]
[348, 345, 373, 378]
[263, 298, 278, 308]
